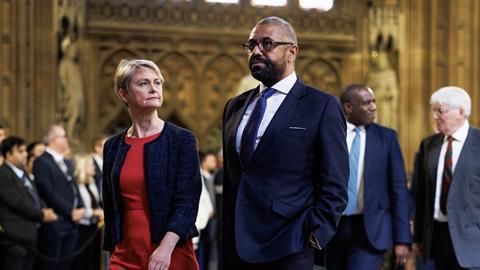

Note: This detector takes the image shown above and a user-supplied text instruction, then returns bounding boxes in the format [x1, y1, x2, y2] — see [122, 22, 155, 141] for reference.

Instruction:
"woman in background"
[72, 153, 103, 270]
[103, 59, 201, 270]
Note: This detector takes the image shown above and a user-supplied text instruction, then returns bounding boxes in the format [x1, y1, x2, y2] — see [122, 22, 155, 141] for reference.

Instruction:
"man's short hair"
[42, 124, 63, 145]
[1, 136, 26, 158]
[430, 86, 471, 117]
[256, 16, 297, 44]
[340, 84, 369, 104]
[91, 135, 108, 152]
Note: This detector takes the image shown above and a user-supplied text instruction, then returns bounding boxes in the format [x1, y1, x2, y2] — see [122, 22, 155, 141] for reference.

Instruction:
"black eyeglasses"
[242, 39, 293, 53]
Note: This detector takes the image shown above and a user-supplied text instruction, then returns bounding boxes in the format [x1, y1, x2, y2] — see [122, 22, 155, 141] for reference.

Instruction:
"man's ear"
[287, 44, 298, 63]
[343, 102, 353, 115]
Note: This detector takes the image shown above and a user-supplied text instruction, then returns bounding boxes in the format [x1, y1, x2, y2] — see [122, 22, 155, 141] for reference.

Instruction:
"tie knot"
[447, 136, 454, 142]
[261, 87, 276, 99]
[353, 126, 361, 134]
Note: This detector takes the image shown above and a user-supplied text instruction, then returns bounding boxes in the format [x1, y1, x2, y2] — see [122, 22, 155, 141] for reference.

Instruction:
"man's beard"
[249, 55, 285, 87]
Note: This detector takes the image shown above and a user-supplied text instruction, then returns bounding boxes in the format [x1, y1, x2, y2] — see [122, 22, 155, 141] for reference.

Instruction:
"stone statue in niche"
[367, 33, 399, 129]
[59, 36, 85, 139]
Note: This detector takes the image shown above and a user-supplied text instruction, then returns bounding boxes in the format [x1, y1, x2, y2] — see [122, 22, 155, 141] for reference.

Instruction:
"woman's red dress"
[110, 132, 199, 270]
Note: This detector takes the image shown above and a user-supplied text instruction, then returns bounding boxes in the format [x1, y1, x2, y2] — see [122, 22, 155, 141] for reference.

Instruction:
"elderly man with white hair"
[413, 86, 480, 270]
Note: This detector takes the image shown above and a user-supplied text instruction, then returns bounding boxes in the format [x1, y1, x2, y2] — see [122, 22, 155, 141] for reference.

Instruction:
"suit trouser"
[431, 221, 465, 270]
[325, 214, 385, 270]
[0, 240, 35, 270]
[36, 220, 78, 270]
[238, 246, 315, 270]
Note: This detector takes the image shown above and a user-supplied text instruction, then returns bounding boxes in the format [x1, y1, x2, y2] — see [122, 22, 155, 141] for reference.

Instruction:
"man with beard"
[222, 16, 348, 270]
[324, 84, 411, 270]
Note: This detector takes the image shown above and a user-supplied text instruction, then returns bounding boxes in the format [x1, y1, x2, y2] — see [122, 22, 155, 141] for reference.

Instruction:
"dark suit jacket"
[222, 79, 349, 265]
[102, 122, 202, 251]
[33, 152, 83, 223]
[0, 164, 43, 245]
[414, 127, 480, 268]
[362, 123, 411, 250]
[92, 157, 103, 204]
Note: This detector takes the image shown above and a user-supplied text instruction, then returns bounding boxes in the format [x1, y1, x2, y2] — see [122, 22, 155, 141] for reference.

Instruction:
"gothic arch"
[301, 58, 341, 96]
[157, 52, 197, 129]
[99, 49, 138, 132]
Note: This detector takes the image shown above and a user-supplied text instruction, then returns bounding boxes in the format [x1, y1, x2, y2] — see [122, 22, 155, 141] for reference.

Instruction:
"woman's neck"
[128, 111, 164, 138]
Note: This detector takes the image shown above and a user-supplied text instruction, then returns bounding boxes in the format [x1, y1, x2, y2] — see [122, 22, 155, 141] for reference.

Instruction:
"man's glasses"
[431, 107, 457, 115]
[242, 39, 293, 53]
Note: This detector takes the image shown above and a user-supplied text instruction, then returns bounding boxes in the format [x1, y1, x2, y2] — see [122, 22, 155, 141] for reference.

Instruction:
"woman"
[72, 153, 103, 270]
[103, 59, 201, 270]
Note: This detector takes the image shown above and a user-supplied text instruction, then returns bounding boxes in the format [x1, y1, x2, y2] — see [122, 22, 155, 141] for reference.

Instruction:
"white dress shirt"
[434, 120, 469, 222]
[78, 182, 101, 225]
[92, 154, 103, 173]
[345, 122, 366, 214]
[235, 71, 297, 153]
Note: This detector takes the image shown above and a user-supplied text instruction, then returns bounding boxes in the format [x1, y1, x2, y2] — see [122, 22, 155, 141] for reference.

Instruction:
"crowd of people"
[1, 15, 480, 270]
[0, 125, 108, 270]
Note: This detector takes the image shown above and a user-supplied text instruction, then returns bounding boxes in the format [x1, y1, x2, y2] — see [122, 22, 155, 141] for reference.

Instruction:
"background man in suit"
[91, 135, 107, 195]
[0, 136, 57, 270]
[414, 86, 480, 270]
[325, 84, 411, 270]
[222, 16, 348, 270]
[33, 125, 85, 270]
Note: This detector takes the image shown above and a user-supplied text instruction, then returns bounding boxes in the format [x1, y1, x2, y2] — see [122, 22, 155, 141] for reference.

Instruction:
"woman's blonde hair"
[113, 59, 164, 93]
[74, 153, 95, 185]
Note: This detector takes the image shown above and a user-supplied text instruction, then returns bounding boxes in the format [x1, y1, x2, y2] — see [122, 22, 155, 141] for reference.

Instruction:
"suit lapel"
[248, 79, 306, 165]
[3, 165, 36, 203]
[363, 124, 376, 189]
[227, 87, 259, 170]
[427, 135, 443, 186]
[452, 127, 478, 183]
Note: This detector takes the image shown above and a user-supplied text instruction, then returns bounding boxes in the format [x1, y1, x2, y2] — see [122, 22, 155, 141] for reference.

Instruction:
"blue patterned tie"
[345, 127, 361, 215]
[240, 87, 276, 164]
[21, 173, 42, 210]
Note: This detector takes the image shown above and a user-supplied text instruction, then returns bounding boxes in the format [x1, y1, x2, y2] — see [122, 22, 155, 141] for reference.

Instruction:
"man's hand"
[394, 244, 410, 266]
[148, 232, 180, 270]
[412, 243, 423, 257]
[42, 208, 58, 222]
[93, 208, 104, 221]
[71, 208, 85, 223]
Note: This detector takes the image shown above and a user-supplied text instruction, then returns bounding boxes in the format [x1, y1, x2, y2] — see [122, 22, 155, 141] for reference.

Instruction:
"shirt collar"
[4, 160, 25, 179]
[258, 71, 297, 95]
[347, 121, 365, 133]
[446, 120, 469, 143]
[46, 147, 64, 162]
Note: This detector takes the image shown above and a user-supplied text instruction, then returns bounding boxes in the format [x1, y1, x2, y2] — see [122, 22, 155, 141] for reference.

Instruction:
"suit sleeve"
[102, 139, 114, 251]
[166, 132, 202, 242]
[33, 158, 73, 217]
[0, 171, 43, 222]
[310, 96, 349, 247]
[388, 130, 412, 244]
[413, 141, 427, 243]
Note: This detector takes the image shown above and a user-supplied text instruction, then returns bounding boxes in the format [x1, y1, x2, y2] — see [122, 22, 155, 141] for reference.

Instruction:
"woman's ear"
[118, 88, 128, 105]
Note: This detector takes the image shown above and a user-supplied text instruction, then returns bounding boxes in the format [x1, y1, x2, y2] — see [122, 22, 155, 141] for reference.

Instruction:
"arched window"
[299, 0, 334, 11]
[251, 0, 287, 7]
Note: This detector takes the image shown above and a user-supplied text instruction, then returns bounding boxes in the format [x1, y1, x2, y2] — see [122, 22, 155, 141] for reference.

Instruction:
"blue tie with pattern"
[345, 127, 361, 215]
[240, 87, 276, 164]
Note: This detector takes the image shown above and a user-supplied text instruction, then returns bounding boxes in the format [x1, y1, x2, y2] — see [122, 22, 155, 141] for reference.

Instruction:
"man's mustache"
[249, 55, 272, 67]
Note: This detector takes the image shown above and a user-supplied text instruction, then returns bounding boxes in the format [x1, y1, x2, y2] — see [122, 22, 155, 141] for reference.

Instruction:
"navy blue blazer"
[222, 79, 349, 264]
[414, 127, 480, 268]
[34, 152, 83, 220]
[102, 122, 202, 251]
[362, 123, 412, 250]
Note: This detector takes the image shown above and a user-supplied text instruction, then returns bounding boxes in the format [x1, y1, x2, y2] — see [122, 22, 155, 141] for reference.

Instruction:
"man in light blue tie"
[222, 16, 348, 270]
[325, 84, 412, 270]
